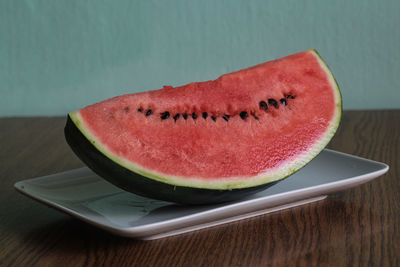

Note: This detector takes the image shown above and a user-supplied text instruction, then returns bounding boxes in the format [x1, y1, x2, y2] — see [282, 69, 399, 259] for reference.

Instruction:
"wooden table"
[1, 110, 399, 266]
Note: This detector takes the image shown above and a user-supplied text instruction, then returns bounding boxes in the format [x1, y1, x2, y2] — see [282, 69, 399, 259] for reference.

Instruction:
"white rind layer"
[69, 49, 342, 190]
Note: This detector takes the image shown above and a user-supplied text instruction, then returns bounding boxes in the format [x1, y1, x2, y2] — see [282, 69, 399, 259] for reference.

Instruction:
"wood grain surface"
[0, 110, 399, 267]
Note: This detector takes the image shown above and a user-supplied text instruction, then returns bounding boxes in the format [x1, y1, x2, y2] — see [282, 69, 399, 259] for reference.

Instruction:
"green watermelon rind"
[68, 49, 342, 191]
[65, 115, 281, 204]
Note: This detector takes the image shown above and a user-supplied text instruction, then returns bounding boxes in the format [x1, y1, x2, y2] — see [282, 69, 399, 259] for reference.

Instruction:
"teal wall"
[1, 0, 399, 116]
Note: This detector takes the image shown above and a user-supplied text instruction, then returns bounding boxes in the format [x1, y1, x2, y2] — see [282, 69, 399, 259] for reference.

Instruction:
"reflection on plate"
[15, 149, 388, 240]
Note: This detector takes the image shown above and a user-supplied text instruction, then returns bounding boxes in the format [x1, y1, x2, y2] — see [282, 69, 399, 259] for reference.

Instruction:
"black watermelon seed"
[182, 113, 188, 120]
[222, 114, 230, 121]
[253, 115, 259, 120]
[161, 111, 170, 120]
[280, 98, 287, 106]
[286, 94, 295, 99]
[145, 109, 152, 116]
[192, 112, 197, 120]
[211, 116, 217, 122]
[202, 112, 208, 119]
[268, 98, 278, 108]
[240, 111, 248, 119]
[137, 108, 143, 113]
[259, 101, 268, 111]
[173, 114, 180, 121]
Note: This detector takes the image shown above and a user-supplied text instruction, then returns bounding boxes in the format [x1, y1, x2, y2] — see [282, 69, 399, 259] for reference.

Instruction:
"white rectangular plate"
[15, 149, 388, 240]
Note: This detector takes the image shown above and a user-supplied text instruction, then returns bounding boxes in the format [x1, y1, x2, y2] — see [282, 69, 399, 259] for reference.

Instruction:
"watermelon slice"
[65, 49, 341, 204]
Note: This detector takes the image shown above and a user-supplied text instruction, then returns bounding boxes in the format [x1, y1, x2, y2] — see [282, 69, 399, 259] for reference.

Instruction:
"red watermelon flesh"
[68, 50, 341, 190]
